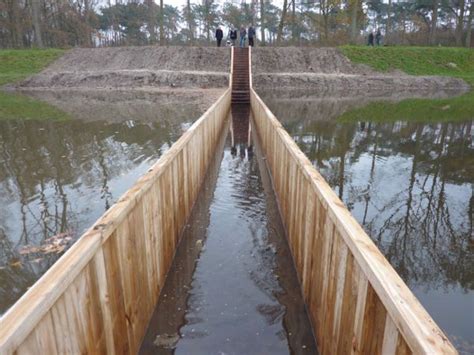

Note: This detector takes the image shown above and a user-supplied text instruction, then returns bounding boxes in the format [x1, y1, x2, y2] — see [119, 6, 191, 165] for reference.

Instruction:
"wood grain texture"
[249, 81, 457, 355]
[0, 86, 232, 354]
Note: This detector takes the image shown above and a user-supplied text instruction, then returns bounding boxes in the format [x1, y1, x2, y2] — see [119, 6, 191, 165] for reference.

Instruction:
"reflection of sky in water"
[287, 119, 473, 351]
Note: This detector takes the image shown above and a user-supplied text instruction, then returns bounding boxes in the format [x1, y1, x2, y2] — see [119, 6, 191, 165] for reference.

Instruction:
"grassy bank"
[339, 46, 474, 122]
[0, 49, 68, 120]
[0, 49, 64, 85]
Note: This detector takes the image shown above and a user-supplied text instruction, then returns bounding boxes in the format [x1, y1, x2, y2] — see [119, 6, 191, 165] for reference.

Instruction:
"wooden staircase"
[231, 48, 250, 104]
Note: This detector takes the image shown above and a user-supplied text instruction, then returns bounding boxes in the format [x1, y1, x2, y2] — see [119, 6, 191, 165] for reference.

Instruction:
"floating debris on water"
[153, 333, 180, 349]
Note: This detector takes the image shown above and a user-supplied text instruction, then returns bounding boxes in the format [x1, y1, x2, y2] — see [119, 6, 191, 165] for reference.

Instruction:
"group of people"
[368, 29, 382, 46]
[215, 25, 256, 48]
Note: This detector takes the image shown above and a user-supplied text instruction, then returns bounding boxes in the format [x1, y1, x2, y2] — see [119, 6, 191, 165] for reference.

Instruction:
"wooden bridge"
[0, 48, 457, 354]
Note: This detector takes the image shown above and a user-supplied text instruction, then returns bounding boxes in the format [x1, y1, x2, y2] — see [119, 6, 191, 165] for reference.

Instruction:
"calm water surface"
[141, 108, 316, 354]
[0, 92, 202, 313]
[263, 95, 473, 353]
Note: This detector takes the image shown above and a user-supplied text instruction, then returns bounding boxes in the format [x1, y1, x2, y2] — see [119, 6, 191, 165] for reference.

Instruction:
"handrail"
[250, 88, 457, 354]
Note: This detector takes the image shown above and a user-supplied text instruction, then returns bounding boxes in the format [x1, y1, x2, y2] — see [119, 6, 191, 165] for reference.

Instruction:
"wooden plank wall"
[250, 89, 457, 355]
[0, 89, 231, 354]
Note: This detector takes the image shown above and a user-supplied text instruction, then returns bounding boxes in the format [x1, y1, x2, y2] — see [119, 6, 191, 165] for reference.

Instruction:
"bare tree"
[276, 0, 288, 44]
[386, 0, 392, 43]
[160, 0, 165, 45]
[260, 0, 265, 45]
[455, 0, 466, 46]
[350, 0, 359, 44]
[31, 0, 44, 47]
[429, 0, 439, 45]
[466, 1, 473, 47]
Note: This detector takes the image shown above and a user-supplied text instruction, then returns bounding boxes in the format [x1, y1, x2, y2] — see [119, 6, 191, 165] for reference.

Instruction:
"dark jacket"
[229, 29, 237, 40]
[216, 28, 223, 40]
[248, 27, 255, 39]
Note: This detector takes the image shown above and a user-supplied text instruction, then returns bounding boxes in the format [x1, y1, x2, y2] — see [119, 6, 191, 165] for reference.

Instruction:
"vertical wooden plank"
[115, 218, 136, 353]
[171, 158, 180, 245]
[396, 335, 413, 355]
[63, 286, 87, 354]
[295, 171, 307, 279]
[352, 265, 369, 354]
[360, 284, 387, 355]
[92, 247, 117, 354]
[331, 240, 348, 353]
[34, 313, 58, 354]
[335, 251, 357, 354]
[102, 236, 130, 354]
[301, 188, 316, 302]
[128, 204, 153, 346]
[142, 191, 158, 307]
[50, 296, 74, 354]
[307, 197, 326, 346]
[182, 147, 190, 222]
[15, 329, 39, 354]
[315, 214, 334, 348]
[382, 317, 399, 355]
[321, 229, 341, 354]
[152, 178, 166, 290]
[290, 167, 301, 273]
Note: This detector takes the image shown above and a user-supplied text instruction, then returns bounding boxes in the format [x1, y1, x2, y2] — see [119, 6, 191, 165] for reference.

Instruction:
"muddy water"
[140, 108, 317, 354]
[0, 93, 205, 314]
[263, 96, 473, 353]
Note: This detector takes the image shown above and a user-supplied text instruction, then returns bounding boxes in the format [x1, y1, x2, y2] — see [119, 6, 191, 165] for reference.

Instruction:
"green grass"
[0, 49, 68, 121]
[0, 49, 65, 86]
[0, 91, 70, 121]
[339, 46, 474, 123]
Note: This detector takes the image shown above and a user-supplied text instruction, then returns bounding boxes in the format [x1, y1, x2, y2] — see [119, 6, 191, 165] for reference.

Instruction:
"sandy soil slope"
[15, 46, 231, 90]
[252, 47, 469, 96]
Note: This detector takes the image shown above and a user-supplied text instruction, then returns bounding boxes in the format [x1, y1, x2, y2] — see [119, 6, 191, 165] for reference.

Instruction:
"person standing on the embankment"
[229, 28, 237, 46]
[240, 26, 247, 48]
[375, 29, 382, 46]
[248, 25, 255, 47]
[368, 32, 374, 46]
[216, 26, 223, 47]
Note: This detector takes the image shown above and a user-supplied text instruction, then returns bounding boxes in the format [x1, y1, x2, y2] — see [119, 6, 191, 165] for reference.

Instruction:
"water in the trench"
[140, 106, 317, 354]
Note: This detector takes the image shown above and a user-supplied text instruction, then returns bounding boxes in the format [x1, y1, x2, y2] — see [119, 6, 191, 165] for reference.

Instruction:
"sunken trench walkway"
[139, 105, 317, 354]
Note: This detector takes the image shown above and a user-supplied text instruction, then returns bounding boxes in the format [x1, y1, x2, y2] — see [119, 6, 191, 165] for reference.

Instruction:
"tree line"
[0, 0, 472, 49]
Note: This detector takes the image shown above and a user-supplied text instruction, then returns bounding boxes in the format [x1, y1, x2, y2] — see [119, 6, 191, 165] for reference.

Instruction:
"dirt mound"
[20, 70, 228, 89]
[18, 46, 231, 90]
[251, 47, 470, 96]
[43, 46, 230, 73]
[252, 47, 373, 75]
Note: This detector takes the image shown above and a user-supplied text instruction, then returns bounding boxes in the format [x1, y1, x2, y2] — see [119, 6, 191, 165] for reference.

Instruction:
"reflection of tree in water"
[0, 117, 185, 313]
[287, 119, 473, 291]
